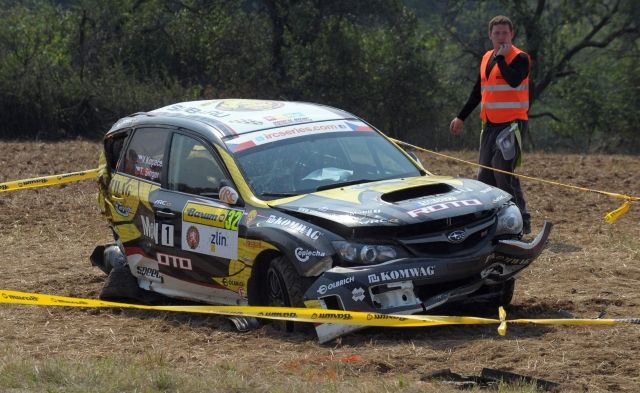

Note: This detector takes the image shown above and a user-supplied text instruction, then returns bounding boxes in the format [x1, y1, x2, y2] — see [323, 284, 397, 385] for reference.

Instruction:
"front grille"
[348, 209, 496, 240]
[398, 214, 496, 257]
[403, 227, 490, 255]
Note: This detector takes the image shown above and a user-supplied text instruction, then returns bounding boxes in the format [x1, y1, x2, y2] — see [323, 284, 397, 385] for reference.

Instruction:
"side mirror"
[219, 180, 243, 206]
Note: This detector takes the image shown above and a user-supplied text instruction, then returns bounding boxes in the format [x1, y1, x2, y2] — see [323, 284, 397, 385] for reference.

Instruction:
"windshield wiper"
[315, 179, 373, 191]
[261, 192, 299, 198]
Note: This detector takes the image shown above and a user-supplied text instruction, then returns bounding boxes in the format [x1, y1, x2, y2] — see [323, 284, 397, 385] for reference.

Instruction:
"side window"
[121, 128, 170, 182]
[106, 130, 129, 170]
[168, 133, 227, 196]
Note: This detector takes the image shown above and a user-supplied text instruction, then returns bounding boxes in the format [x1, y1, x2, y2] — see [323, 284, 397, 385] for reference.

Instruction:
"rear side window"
[106, 131, 129, 170]
[120, 128, 170, 182]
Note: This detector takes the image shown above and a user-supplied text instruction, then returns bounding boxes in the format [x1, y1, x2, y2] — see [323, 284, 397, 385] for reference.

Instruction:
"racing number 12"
[224, 210, 242, 231]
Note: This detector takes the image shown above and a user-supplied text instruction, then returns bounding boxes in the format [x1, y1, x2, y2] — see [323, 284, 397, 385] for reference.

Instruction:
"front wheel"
[266, 256, 311, 332]
[484, 279, 515, 308]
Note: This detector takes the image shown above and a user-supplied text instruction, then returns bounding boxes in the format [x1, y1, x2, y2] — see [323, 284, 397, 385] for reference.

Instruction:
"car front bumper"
[305, 221, 552, 343]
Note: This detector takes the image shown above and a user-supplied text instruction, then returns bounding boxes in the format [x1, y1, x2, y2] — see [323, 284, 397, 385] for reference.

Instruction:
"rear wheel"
[266, 256, 311, 332]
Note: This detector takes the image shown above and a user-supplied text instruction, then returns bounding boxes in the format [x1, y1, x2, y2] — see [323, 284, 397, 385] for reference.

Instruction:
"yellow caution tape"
[392, 139, 639, 223]
[1, 289, 638, 334]
[0, 169, 100, 193]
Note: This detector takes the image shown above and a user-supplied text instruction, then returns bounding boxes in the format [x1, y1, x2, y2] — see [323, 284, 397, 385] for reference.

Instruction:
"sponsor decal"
[222, 277, 244, 287]
[0, 184, 7, 191]
[266, 215, 321, 240]
[294, 248, 326, 262]
[407, 199, 483, 218]
[358, 217, 400, 225]
[317, 276, 355, 295]
[140, 215, 158, 243]
[153, 199, 171, 208]
[137, 266, 161, 279]
[182, 202, 242, 231]
[447, 230, 467, 244]
[492, 194, 509, 204]
[157, 252, 192, 271]
[257, 312, 297, 318]
[1, 293, 38, 301]
[352, 287, 365, 302]
[161, 224, 174, 247]
[163, 103, 230, 118]
[219, 186, 239, 205]
[246, 210, 258, 225]
[216, 99, 284, 112]
[18, 177, 48, 187]
[264, 112, 313, 126]
[416, 195, 457, 207]
[114, 203, 132, 217]
[182, 205, 239, 259]
[209, 230, 228, 252]
[186, 226, 200, 249]
[57, 172, 85, 180]
[349, 209, 382, 216]
[311, 312, 353, 320]
[228, 118, 264, 125]
[367, 266, 435, 284]
[245, 239, 262, 249]
[366, 314, 407, 321]
[492, 255, 531, 266]
[224, 120, 358, 153]
[110, 178, 132, 196]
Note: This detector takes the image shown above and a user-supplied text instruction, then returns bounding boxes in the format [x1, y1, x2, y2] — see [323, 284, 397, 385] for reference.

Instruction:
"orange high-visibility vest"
[480, 45, 530, 123]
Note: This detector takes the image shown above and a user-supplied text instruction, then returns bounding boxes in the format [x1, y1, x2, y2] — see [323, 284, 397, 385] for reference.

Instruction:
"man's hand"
[495, 43, 512, 57]
[449, 117, 464, 136]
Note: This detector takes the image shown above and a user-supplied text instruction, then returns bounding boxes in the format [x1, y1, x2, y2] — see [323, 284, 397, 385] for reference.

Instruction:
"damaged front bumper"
[305, 221, 553, 343]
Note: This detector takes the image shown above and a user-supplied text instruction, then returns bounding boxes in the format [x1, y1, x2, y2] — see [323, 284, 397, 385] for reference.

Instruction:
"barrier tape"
[392, 139, 639, 223]
[0, 169, 100, 193]
[1, 290, 638, 335]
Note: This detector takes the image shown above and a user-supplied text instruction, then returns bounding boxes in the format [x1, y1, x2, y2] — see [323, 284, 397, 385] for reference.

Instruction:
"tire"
[99, 264, 141, 302]
[266, 256, 311, 333]
[484, 279, 516, 308]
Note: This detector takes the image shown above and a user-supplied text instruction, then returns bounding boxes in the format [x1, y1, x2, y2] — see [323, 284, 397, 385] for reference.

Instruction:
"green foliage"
[0, 0, 638, 153]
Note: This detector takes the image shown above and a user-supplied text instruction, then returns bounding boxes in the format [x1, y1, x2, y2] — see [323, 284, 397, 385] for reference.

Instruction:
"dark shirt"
[457, 52, 530, 121]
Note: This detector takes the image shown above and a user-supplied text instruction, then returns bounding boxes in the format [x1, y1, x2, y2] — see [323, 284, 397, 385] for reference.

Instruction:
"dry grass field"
[0, 140, 638, 392]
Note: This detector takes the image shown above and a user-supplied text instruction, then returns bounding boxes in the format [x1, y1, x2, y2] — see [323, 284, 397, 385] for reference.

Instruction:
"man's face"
[489, 24, 514, 49]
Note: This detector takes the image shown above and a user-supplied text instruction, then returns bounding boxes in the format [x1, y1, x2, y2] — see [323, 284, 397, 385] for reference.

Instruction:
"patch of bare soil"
[1, 141, 639, 391]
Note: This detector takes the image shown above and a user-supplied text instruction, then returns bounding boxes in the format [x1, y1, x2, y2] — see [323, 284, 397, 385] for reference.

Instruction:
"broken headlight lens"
[495, 203, 523, 235]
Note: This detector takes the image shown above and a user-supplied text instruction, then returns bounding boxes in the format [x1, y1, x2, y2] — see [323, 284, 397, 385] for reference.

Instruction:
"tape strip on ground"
[1, 290, 638, 334]
[0, 169, 100, 193]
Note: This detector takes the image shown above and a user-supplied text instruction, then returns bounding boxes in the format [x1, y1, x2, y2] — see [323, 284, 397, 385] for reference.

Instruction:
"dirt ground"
[1, 140, 639, 392]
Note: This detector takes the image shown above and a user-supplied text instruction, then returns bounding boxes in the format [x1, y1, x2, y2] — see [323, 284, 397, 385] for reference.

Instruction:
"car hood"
[268, 176, 511, 227]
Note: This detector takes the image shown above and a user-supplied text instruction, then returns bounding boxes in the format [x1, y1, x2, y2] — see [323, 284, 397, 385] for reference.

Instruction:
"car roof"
[108, 99, 358, 139]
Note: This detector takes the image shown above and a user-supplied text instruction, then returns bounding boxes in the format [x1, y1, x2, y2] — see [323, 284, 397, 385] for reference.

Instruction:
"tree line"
[0, 0, 638, 153]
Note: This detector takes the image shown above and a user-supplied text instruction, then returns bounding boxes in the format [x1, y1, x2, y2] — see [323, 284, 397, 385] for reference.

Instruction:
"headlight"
[495, 203, 523, 235]
[332, 241, 408, 265]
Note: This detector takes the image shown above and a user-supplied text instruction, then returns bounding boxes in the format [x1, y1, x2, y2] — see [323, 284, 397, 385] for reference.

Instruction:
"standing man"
[450, 15, 531, 234]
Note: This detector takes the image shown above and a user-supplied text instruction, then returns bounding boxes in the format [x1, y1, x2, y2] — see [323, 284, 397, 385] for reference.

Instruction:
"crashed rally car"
[92, 99, 552, 342]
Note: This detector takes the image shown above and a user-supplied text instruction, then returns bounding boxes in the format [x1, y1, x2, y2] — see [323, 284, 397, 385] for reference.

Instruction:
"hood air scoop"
[381, 183, 453, 203]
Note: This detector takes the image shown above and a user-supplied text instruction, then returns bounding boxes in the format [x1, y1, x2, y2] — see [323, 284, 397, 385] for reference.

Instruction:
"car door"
[111, 127, 171, 287]
[148, 131, 246, 302]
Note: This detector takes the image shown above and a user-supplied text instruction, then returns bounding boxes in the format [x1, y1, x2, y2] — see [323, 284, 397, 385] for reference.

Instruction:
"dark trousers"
[478, 120, 529, 217]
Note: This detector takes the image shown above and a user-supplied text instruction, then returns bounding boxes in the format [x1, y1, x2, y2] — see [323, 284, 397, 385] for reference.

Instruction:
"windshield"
[228, 122, 422, 199]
